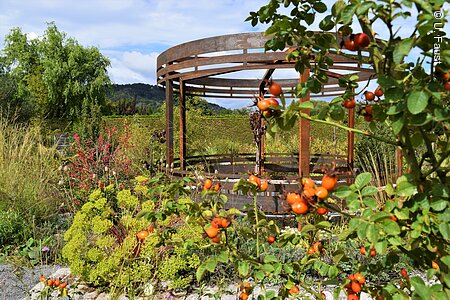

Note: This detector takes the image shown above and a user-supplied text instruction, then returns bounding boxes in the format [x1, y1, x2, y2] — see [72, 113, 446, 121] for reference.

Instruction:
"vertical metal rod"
[165, 79, 174, 173]
[347, 93, 355, 182]
[299, 69, 311, 178]
[396, 147, 403, 178]
[179, 80, 186, 171]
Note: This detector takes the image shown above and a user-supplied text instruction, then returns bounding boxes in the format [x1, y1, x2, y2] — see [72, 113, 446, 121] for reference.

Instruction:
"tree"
[1, 23, 111, 124]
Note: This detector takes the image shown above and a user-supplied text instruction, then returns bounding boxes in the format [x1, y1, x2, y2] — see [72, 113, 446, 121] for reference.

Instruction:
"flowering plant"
[61, 123, 136, 206]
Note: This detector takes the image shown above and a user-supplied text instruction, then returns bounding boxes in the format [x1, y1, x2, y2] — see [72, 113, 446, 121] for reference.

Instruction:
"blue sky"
[0, 0, 448, 108]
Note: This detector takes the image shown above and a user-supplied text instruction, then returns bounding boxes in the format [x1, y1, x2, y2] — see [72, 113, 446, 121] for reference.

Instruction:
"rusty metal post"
[299, 69, 311, 178]
[396, 147, 403, 178]
[165, 79, 174, 172]
[347, 94, 355, 182]
[179, 80, 186, 171]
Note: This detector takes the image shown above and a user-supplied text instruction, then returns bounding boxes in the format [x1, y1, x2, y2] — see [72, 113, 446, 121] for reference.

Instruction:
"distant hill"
[107, 83, 232, 115]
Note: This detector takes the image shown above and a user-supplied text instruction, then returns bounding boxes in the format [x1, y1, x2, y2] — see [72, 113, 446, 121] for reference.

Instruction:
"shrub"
[62, 123, 135, 206]
[0, 210, 31, 246]
[62, 174, 202, 295]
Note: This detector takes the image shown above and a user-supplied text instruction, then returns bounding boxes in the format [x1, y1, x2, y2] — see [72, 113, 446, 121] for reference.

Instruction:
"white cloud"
[104, 50, 159, 84]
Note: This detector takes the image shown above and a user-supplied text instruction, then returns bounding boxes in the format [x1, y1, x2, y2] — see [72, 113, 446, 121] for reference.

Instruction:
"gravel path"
[0, 264, 375, 299]
[0, 264, 63, 300]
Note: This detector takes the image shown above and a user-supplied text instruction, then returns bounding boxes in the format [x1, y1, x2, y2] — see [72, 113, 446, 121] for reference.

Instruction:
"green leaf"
[301, 224, 316, 234]
[431, 198, 448, 211]
[356, 1, 374, 14]
[273, 262, 282, 276]
[357, 221, 368, 240]
[361, 186, 378, 196]
[265, 290, 276, 299]
[385, 184, 395, 196]
[316, 221, 332, 229]
[298, 101, 314, 110]
[388, 236, 403, 246]
[333, 186, 353, 198]
[439, 223, 450, 240]
[369, 211, 392, 222]
[407, 90, 429, 115]
[393, 38, 414, 64]
[254, 270, 265, 281]
[410, 276, 430, 299]
[363, 197, 378, 209]
[333, 250, 345, 264]
[396, 181, 417, 197]
[284, 263, 294, 274]
[260, 263, 275, 273]
[391, 115, 405, 135]
[264, 255, 279, 264]
[196, 263, 207, 282]
[383, 219, 401, 235]
[313, 2, 327, 13]
[217, 251, 228, 263]
[386, 104, 405, 115]
[441, 255, 450, 267]
[328, 265, 339, 277]
[349, 218, 360, 232]
[319, 15, 334, 31]
[238, 260, 250, 277]
[354, 172, 372, 190]
[375, 240, 387, 254]
[366, 223, 380, 243]
[205, 257, 217, 272]
[395, 208, 409, 220]
[340, 5, 356, 24]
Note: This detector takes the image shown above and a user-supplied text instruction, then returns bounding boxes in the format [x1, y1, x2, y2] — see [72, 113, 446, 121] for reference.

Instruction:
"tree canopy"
[1, 23, 111, 122]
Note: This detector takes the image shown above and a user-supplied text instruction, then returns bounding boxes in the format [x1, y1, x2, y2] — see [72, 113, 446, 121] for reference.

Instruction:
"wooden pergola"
[156, 32, 374, 185]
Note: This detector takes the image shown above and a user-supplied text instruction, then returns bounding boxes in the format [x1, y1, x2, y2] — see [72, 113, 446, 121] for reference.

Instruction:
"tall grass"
[355, 132, 398, 206]
[0, 118, 62, 223]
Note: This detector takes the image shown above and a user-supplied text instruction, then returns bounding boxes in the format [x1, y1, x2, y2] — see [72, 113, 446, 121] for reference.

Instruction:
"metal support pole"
[179, 80, 186, 171]
[347, 94, 355, 182]
[165, 79, 174, 172]
[396, 147, 403, 178]
[299, 69, 311, 178]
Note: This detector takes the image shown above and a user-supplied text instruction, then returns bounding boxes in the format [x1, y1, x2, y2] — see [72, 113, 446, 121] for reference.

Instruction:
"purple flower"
[41, 246, 50, 253]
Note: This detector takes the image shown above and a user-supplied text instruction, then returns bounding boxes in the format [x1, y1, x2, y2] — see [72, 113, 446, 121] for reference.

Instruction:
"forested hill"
[109, 83, 165, 102]
[108, 83, 233, 115]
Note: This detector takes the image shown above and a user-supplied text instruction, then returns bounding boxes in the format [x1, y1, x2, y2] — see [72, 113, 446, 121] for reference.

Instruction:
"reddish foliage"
[64, 123, 136, 204]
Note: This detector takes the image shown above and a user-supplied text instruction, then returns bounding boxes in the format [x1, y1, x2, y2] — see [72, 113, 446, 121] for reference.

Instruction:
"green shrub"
[62, 174, 204, 294]
[0, 210, 31, 246]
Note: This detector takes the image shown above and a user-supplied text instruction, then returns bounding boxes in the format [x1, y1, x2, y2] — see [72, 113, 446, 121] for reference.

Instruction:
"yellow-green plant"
[62, 174, 204, 295]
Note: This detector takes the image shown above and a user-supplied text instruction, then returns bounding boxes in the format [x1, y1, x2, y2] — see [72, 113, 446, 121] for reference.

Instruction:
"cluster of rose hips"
[359, 245, 377, 257]
[256, 81, 282, 118]
[345, 273, 366, 300]
[136, 224, 155, 241]
[239, 282, 252, 300]
[40, 274, 68, 290]
[307, 240, 325, 255]
[286, 173, 337, 216]
[435, 65, 450, 90]
[342, 33, 370, 51]
[205, 216, 231, 243]
[342, 86, 383, 123]
[203, 178, 221, 192]
[360, 87, 383, 122]
[248, 174, 269, 192]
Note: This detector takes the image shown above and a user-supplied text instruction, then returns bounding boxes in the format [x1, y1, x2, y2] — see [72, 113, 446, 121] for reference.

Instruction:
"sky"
[0, 0, 448, 108]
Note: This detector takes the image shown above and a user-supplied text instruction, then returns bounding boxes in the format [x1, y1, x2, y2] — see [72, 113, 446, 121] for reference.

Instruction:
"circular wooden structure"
[157, 32, 374, 212]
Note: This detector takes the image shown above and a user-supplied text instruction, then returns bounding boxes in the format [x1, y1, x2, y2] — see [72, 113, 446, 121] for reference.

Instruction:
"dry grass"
[0, 118, 62, 221]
